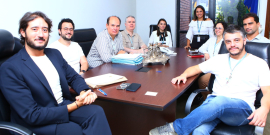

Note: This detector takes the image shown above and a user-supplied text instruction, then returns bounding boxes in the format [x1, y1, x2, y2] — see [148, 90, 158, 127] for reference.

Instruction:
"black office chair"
[71, 28, 97, 57]
[0, 29, 32, 135]
[185, 42, 270, 134]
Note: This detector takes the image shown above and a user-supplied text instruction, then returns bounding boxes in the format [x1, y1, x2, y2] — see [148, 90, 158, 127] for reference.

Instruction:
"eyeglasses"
[62, 27, 74, 32]
[215, 27, 223, 30]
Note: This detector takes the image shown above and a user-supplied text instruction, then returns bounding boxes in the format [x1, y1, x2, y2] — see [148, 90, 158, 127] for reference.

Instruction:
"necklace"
[226, 52, 247, 84]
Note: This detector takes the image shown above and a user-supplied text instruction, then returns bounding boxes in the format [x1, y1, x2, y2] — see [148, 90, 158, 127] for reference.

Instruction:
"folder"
[85, 73, 128, 88]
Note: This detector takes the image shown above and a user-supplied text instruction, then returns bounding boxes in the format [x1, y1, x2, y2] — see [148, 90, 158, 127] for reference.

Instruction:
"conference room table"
[82, 48, 204, 135]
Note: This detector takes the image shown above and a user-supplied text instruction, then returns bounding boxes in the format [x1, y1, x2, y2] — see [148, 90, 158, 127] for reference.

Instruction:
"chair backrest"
[149, 24, 171, 37]
[211, 42, 270, 108]
[71, 28, 97, 57]
[218, 41, 227, 54]
[0, 30, 23, 135]
[0, 29, 14, 66]
[0, 30, 16, 128]
[13, 37, 23, 54]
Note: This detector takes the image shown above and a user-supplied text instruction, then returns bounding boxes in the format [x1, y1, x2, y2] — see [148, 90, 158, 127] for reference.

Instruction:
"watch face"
[82, 70, 86, 73]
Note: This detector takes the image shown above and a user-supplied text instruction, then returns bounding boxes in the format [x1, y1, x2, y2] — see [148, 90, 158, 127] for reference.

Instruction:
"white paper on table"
[85, 73, 124, 85]
[145, 91, 158, 96]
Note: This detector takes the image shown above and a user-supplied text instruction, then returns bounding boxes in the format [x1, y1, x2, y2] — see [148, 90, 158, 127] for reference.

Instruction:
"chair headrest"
[149, 24, 171, 37]
[72, 28, 97, 42]
[245, 42, 270, 66]
[218, 41, 270, 66]
[0, 29, 14, 58]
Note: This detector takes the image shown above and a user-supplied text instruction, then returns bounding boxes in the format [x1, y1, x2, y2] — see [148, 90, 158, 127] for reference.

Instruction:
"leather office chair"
[0, 29, 32, 135]
[71, 28, 97, 57]
[185, 42, 270, 134]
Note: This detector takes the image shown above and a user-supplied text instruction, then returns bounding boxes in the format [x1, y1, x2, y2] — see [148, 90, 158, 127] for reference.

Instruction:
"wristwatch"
[81, 70, 86, 73]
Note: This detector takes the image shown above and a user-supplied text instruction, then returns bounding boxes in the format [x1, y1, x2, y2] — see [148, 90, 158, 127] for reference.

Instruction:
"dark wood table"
[82, 48, 204, 135]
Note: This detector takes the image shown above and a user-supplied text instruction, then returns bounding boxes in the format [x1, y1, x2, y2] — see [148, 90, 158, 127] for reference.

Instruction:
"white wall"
[0, 0, 136, 45]
[258, 0, 268, 36]
[0, 0, 267, 47]
[136, 0, 176, 47]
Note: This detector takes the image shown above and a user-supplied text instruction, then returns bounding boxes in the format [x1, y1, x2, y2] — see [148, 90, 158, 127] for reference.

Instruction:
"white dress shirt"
[148, 30, 172, 47]
[246, 34, 270, 43]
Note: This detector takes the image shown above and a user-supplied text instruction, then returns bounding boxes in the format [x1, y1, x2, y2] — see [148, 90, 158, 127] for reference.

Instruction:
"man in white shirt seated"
[149, 24, 270, 135]
[121, 15, 147, 54]
[243, 13, 270, 43]
[48, 18, 88, 74]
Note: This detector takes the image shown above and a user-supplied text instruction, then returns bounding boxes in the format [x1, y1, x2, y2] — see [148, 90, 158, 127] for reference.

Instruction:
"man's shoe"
[149, 122, 177, 135]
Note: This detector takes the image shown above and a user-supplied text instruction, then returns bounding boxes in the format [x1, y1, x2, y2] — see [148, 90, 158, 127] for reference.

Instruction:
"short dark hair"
[193, 5, 206, 21]
[214, 21, 228, 35]
[156, 18, 168, 37]
[58, 18, 75, 35]
[18, 11, 52, 45]
[223, 24, 246, 39]
[107, 16, 121, 25]
[243, 13, 259, 23]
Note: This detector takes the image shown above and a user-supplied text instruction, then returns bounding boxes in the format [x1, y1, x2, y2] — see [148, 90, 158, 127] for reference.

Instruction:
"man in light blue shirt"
[87, 16, 125, 68]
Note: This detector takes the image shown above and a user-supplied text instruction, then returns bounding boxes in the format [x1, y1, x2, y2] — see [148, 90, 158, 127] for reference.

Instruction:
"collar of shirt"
[124, 29, 135, 37]
[105, 29, 119, 41]
[246, 34, 262, 42]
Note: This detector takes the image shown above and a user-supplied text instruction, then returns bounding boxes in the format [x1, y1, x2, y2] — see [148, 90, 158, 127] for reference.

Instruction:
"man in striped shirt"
[87, 16, 125, 68]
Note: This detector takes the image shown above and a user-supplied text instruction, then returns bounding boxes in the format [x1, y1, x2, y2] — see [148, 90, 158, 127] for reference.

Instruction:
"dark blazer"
[0, 48, 90, 134]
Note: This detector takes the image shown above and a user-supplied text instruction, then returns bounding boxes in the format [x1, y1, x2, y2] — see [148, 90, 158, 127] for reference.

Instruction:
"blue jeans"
[173, 95, 253, 135]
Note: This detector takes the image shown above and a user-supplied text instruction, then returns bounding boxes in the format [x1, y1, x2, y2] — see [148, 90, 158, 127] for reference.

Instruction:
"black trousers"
[55, 99, 112, 135]
[191, 35, 209, 49]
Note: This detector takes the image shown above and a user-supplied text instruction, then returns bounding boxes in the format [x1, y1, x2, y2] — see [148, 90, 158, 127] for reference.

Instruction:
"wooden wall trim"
[264, 0, 270, 38]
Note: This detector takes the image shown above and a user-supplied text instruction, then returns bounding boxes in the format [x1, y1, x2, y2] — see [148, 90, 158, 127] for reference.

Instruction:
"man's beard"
[229, 45, 244, 56]
[61, 33, 73, 41]
[245, 28, 257, 35]
[25, 33, 48, 51]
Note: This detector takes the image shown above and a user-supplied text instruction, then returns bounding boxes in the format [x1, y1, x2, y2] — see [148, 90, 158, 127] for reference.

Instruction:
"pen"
[97, 89, 107, 96]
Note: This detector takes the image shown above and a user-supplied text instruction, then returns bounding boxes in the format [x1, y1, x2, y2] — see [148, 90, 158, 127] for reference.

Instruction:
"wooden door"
[264, 0, 270, 39]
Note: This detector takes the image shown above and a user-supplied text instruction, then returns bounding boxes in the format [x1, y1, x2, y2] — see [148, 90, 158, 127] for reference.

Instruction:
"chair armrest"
[185, 89, 208, 115]
[0, 121, 33, 135]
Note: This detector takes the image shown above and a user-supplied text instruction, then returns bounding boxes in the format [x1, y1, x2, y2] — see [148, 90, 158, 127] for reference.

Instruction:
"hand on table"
[160, 44, 169, 47]
[184, 45, 191, 49]
[79, 72, 84, 75]
[171, 75, 187, 84]
[204, 53, 210, 61]
[117, 50, 126, 54]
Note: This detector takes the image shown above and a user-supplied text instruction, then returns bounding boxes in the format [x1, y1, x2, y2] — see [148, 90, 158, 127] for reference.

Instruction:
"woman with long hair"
[198, 21, 228, 99]
[184, 5, 214, 49]
[148, 18, 172, 47]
